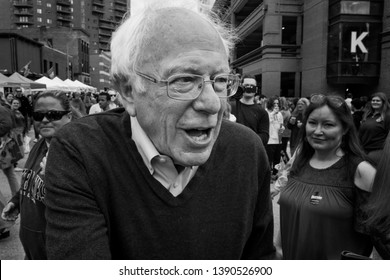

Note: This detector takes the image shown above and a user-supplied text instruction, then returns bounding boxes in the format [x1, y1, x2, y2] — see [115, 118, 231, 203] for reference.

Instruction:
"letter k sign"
[351, 31, 368, 53]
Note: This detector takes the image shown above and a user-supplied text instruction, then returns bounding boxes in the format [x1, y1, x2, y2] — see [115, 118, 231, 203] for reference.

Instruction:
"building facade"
[215, 0, 388, 98]
[0, 32, 43, 74]
[0, 0, 131, 89]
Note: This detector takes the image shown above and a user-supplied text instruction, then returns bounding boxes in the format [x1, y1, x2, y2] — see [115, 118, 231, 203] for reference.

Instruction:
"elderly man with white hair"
[44, 0, 276, 259]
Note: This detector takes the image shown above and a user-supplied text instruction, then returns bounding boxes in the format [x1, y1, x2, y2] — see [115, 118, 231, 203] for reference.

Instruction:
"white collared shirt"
[131, 116, 198, 197]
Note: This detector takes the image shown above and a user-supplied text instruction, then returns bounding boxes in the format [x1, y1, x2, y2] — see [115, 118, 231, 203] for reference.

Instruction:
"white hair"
[110, 0, 237, 94]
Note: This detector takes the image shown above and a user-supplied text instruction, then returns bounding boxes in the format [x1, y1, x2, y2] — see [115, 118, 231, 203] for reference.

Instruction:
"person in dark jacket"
[230, 75, 270, 146]
[351, 98, 365, 130]
[287, 97, 310, 155]
[1, 91, 72, 259]
[14, 88, 32, 137]
[359, 92, 390, 165]
[0, 105, 13, 137]
[365, 132, 390, 259]
[43, 1, 276, 260]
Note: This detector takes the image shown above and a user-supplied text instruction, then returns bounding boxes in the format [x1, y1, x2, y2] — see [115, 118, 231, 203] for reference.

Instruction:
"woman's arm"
[354, 161, 376, 192]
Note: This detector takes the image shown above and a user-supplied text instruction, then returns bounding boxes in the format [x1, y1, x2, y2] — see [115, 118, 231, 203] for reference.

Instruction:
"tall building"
[214, 0, 388, 99]
[0, 0, 131, 91]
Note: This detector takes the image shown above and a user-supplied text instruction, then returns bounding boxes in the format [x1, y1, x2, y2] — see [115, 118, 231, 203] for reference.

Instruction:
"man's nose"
[192, 81, 221, 114]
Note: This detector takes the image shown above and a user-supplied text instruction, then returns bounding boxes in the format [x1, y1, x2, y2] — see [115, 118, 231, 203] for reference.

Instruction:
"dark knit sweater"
[45, 108, 275, 260]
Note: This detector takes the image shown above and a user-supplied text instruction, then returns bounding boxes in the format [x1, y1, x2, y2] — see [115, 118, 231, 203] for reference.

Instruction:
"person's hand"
[279, 125, 285, 134]
[1, 202, 19, 221]
[39, 156, 47, 175]
[270, 186, 280, 199]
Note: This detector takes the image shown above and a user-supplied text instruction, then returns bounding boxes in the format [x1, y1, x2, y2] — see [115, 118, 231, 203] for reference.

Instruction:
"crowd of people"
[0, 89, 120, 242]
[0, 0, 389, 260]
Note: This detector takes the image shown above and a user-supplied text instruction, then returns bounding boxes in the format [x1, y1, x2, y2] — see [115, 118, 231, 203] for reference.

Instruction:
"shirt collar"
[131, 116, 160, 174]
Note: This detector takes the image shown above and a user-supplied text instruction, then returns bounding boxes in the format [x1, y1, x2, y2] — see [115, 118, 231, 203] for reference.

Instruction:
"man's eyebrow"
[165, 64, 229, 77]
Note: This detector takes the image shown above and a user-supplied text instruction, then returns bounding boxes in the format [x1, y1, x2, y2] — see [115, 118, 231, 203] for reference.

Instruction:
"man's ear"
[119, 84, 137, 116]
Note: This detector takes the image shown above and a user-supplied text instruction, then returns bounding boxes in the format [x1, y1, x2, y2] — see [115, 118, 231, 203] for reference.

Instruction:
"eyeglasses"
[310, 94, 344, 108]
[135, 70, 240, 100]
[33, 110, 70, 122]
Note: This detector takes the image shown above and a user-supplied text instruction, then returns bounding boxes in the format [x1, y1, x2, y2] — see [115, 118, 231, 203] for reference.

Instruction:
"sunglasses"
[310, 94, 344, 108]
[33, 110, 70, 122]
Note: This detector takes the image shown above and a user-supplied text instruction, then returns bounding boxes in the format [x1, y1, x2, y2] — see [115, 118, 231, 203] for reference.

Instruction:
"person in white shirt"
[265, 96, 284, 180]
[89, 91, 117, 114]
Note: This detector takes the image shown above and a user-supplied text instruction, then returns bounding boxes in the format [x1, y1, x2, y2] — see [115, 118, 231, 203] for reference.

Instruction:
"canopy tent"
[0, 73, 27, 87]
[63, 79, 82, 91]
[35, 76, 71, 91]
[72, 80, 97, 92]
[10, 72, 46, 90]
[52, 77, 80, 91]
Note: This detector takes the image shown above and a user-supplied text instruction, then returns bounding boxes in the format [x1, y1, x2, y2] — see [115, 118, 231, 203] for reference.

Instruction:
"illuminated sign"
[351, 31, 368, 53]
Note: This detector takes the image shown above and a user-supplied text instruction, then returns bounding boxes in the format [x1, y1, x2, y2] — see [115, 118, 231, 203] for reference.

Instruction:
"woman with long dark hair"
[359, 92, 390, 165]
[287, 97, 310, 155]
[278, 94, 376, 259]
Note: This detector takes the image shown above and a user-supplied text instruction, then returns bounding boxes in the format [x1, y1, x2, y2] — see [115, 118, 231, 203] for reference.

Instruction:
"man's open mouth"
[185, 128, 211, 142]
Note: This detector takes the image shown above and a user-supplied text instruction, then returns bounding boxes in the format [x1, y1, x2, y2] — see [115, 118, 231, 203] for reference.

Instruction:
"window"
[280, 72, 296, 97]
[37, 17, 42, 22]
[44, 60, 48, 73]
[37, 0, 42, 5]
[19, 16, 29, 22]
[282, 16, 297, 45]
[47, 19, 52, 24]
[341, 1, 369, 14]
[327, 21, 381, 77]
[47, 3, 52, 8]
[37, 9, 42, 14]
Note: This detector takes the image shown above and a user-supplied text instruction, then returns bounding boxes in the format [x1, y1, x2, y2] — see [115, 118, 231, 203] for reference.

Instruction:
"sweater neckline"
[121, 111, 205, 206]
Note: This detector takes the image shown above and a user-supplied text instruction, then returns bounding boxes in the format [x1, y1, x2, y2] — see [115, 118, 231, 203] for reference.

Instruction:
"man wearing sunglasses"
[44, 1, 276, 260]
[230, 75, 270, 146]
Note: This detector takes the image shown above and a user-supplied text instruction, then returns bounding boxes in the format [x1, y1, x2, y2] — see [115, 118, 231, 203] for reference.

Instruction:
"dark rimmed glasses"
[310, 94, 345, 108]
[32, 110, 70, 122]
[135, 70, 240, 100]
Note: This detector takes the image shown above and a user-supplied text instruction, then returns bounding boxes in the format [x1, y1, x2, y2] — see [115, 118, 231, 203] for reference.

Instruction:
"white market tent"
[72, 79, 97, 92]
[33, 76, 97, 93]
[63, 79, 82, 91]
[52, 77, 80, 91]
[35, 76, 70, 91]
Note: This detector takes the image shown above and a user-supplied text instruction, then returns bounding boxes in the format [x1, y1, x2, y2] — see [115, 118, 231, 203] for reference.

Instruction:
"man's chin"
[174, 150, 212, 167]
